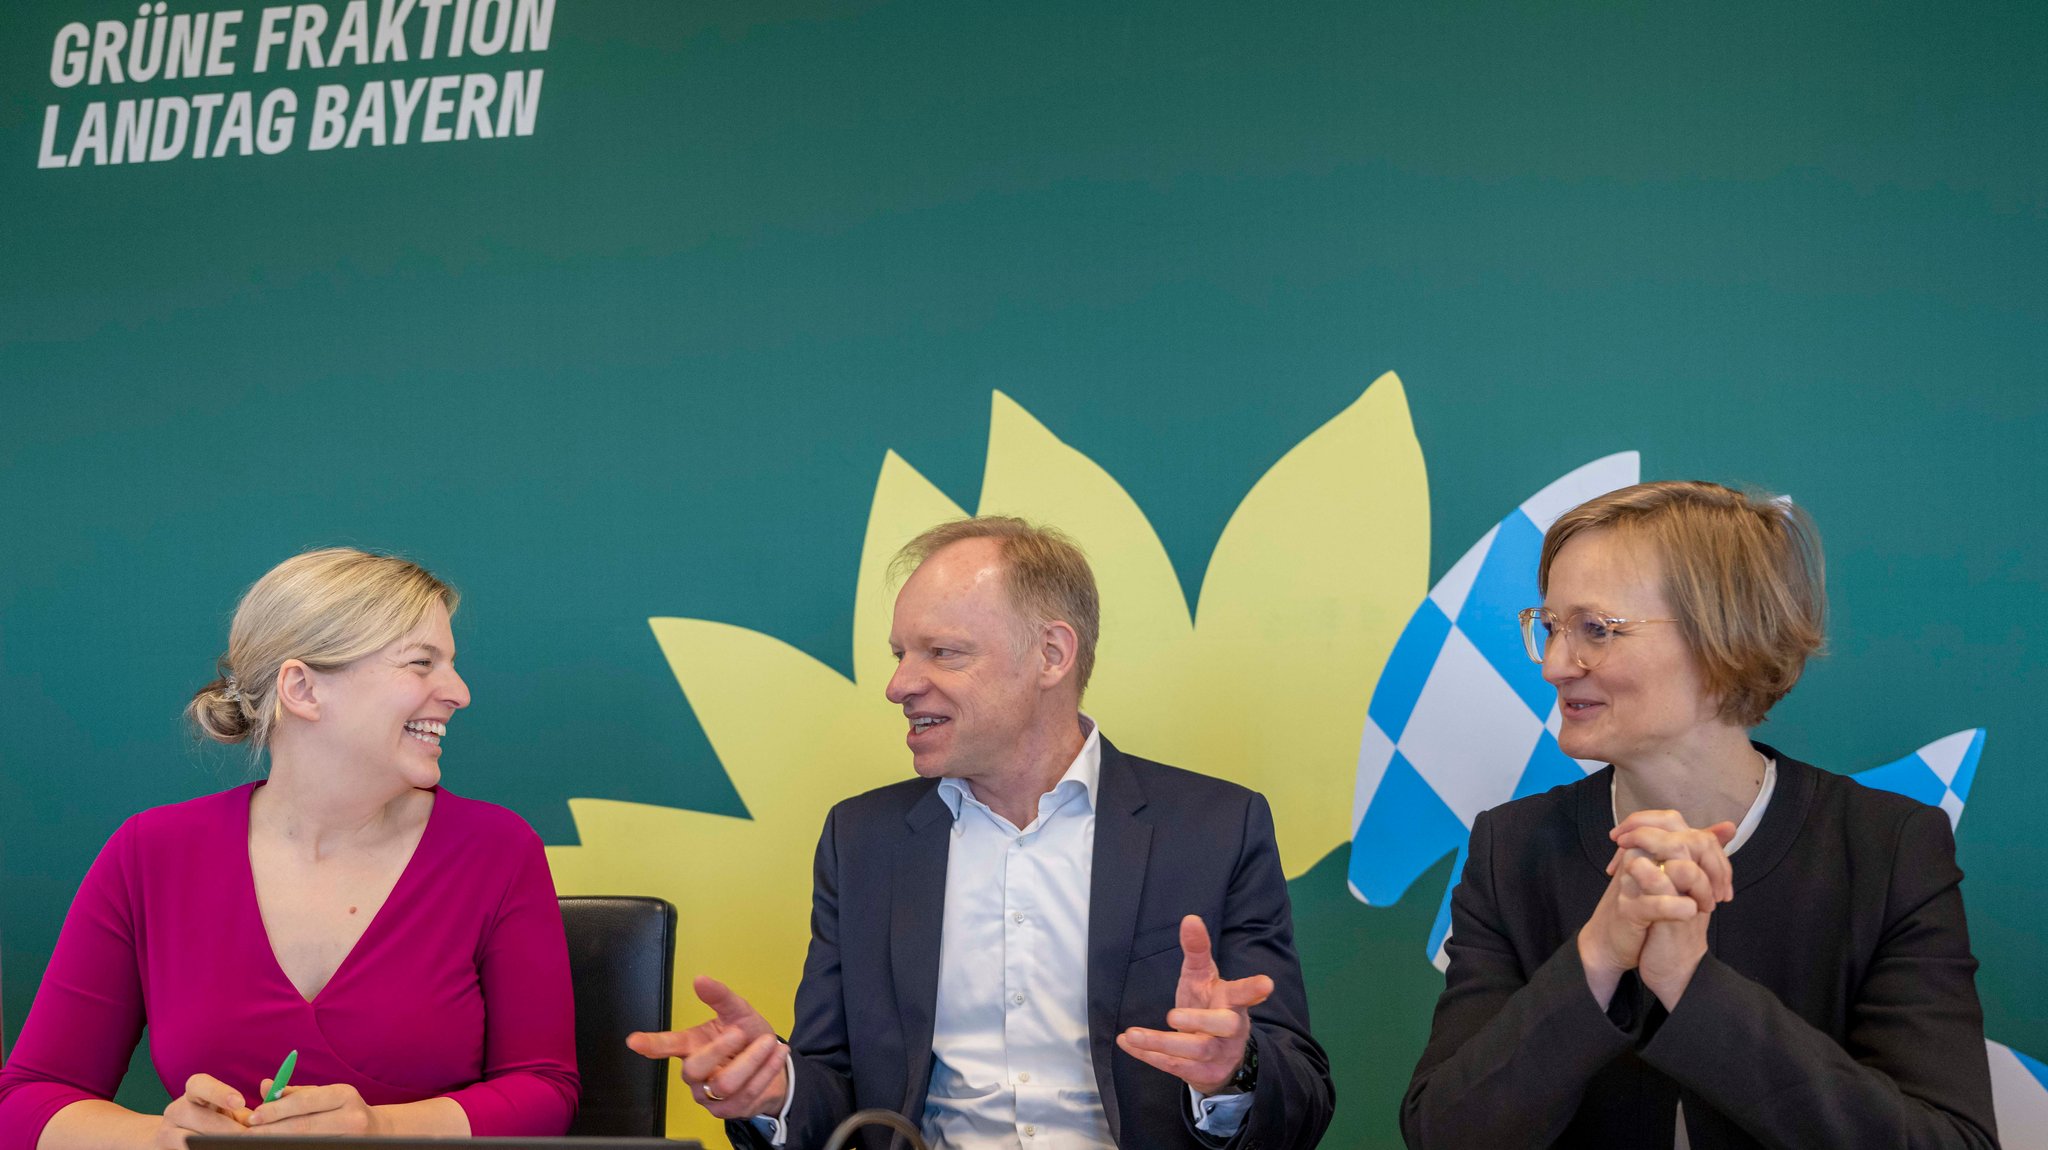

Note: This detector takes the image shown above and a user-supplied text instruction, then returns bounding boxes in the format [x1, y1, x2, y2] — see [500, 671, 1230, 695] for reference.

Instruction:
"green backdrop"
[3, 0, 2043, 1145]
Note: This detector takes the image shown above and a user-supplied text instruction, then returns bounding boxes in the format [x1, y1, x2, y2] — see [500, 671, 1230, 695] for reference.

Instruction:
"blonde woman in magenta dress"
[0, 549, 578, 1150]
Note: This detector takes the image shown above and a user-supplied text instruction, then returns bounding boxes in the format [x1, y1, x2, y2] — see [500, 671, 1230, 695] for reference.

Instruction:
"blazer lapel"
[1086, 740, 1152, 1145]
[890, 785, 953, 1115]
[1728, 743, 1816, 891]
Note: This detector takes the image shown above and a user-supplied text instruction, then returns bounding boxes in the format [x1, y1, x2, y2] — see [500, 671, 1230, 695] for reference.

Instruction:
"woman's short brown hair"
[1537, 481, 1826, 727]
[893, 516, 1101, 695]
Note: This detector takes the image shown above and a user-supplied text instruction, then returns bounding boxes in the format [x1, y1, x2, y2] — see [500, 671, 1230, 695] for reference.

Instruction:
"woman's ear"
[275, 660, 321, 723]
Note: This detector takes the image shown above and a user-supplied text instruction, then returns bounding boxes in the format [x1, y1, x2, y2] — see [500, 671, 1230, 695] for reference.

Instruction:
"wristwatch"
[1226, 1031, 1259, 1093]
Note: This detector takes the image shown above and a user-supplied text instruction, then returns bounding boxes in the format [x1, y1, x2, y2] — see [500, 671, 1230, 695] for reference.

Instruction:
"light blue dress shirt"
[757, 720, 1251, 1147]
[919, 722, 1111, 1148]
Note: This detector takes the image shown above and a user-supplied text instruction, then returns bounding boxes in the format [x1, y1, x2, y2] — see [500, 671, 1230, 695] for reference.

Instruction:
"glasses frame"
[1518, 607, 1679, 670]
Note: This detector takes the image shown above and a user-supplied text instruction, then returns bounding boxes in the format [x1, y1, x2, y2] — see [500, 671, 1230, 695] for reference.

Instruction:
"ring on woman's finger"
[703, 1085, 725, 1102]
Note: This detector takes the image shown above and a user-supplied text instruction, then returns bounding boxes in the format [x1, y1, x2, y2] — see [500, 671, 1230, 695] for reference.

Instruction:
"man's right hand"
[627, 976, 789, 1122]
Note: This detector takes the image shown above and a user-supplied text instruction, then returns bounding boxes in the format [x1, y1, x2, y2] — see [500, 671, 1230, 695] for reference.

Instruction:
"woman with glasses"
[1401, 482, 1996, 1149]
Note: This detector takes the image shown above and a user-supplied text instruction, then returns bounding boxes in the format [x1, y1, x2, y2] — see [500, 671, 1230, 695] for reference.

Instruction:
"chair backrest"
[559, 896, 676, 1137]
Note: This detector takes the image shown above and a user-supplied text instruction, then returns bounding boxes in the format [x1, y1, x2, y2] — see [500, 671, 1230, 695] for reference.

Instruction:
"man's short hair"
[1537, 480, 1827, 727]
[893, 516, 1101, 695]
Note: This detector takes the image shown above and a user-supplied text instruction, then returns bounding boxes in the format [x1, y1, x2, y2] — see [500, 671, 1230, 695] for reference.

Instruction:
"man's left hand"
[1116, 914, 1273, 1095]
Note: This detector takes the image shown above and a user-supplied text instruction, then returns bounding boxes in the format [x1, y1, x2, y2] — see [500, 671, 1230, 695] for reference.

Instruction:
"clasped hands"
[1578, 810, 1738, 1012]
[633, 915, 1271, 1121]
[155, 1073, 376, 1149]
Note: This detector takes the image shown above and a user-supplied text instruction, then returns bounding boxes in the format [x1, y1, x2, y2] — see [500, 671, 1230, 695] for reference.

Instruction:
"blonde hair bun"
[188, 674, 256, 743]
[186, 548, 458, 751]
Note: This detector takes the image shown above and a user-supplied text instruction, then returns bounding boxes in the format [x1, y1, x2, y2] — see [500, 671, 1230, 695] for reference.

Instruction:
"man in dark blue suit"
[631, 517, 1333, 1149]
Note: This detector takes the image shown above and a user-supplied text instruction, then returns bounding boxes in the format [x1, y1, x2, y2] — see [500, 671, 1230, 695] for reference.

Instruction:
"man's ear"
[1037, 620, 1080, 690]
[275, 660, 321, 723]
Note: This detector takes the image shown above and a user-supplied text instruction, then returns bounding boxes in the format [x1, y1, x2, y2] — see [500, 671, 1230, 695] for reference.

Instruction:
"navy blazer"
[730, 738, 1334, 1150]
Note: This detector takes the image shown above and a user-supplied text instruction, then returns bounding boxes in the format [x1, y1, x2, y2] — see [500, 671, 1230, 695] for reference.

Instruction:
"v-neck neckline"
[240, 780, 441, 1006]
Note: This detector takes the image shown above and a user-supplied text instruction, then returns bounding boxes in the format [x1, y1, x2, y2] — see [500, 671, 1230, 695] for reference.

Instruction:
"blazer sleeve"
[726, 807, 860, 1150]
[440, 826, 581, 1135]
[1197, 792, 1334, 1150]
[1401, 808, 1639, 1149]
[0, 822, 148, 1150]
[1637, 803, 1999, 1149]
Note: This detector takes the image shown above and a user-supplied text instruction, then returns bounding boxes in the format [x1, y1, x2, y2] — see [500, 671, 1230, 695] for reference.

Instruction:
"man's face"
[885, 538, 1045, 786]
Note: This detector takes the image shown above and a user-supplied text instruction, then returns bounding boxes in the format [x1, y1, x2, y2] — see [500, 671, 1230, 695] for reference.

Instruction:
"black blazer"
[731, 738, 1334, 1150]
[1403, 745, 1998, 1149]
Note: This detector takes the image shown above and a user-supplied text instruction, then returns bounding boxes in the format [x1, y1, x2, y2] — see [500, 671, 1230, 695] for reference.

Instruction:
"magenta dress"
[0, 783, 580, 1150]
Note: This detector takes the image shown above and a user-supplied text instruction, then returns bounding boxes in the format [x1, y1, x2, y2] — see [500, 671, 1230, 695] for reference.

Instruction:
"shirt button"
[1012, 911, 1026, 923]
[1017, 1071, 1031, 1083]
[1012, 992, 1027, 1006]
[1023, 1125, 1038, 1137]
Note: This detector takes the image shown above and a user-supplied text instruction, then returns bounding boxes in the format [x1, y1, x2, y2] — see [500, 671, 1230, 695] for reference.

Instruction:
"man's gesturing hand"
[1115, 915, 1273, 1096]
[627, 976, 789, 1121]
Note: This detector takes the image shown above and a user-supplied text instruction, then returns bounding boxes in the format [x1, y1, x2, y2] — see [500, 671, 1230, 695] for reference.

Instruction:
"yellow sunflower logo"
[545, 372, 1428, 1142]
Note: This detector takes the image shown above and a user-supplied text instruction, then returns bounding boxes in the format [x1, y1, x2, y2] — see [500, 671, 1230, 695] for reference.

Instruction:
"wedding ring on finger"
[703, 1084, 725, 1102]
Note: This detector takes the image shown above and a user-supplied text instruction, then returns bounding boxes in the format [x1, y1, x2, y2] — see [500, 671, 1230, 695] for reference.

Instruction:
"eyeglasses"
[1517, 607, 1678, 669]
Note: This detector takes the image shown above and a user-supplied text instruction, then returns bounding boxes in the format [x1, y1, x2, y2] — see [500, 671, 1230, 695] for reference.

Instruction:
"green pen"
[263, 1049, 299, 1104]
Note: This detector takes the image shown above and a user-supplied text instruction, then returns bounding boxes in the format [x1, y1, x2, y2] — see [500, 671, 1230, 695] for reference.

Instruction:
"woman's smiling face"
[309, 600, 470, 790]
[1540, 528, 1722, 767]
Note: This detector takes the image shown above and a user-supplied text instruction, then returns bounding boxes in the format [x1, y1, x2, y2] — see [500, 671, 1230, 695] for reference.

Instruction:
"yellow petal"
[648, 617, 901, 828]
[1183, 372, 1430, 873]
[851, 450, 968, 695]
[976, 391, 1194, 725]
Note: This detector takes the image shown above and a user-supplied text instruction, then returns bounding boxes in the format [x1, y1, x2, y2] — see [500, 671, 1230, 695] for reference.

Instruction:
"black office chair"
[560, 896, 676, 1137]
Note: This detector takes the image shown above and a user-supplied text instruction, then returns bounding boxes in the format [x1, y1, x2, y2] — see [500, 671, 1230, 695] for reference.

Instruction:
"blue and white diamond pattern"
[1348, 452, 1639, 967]
[1851, 727, 1984, 829]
